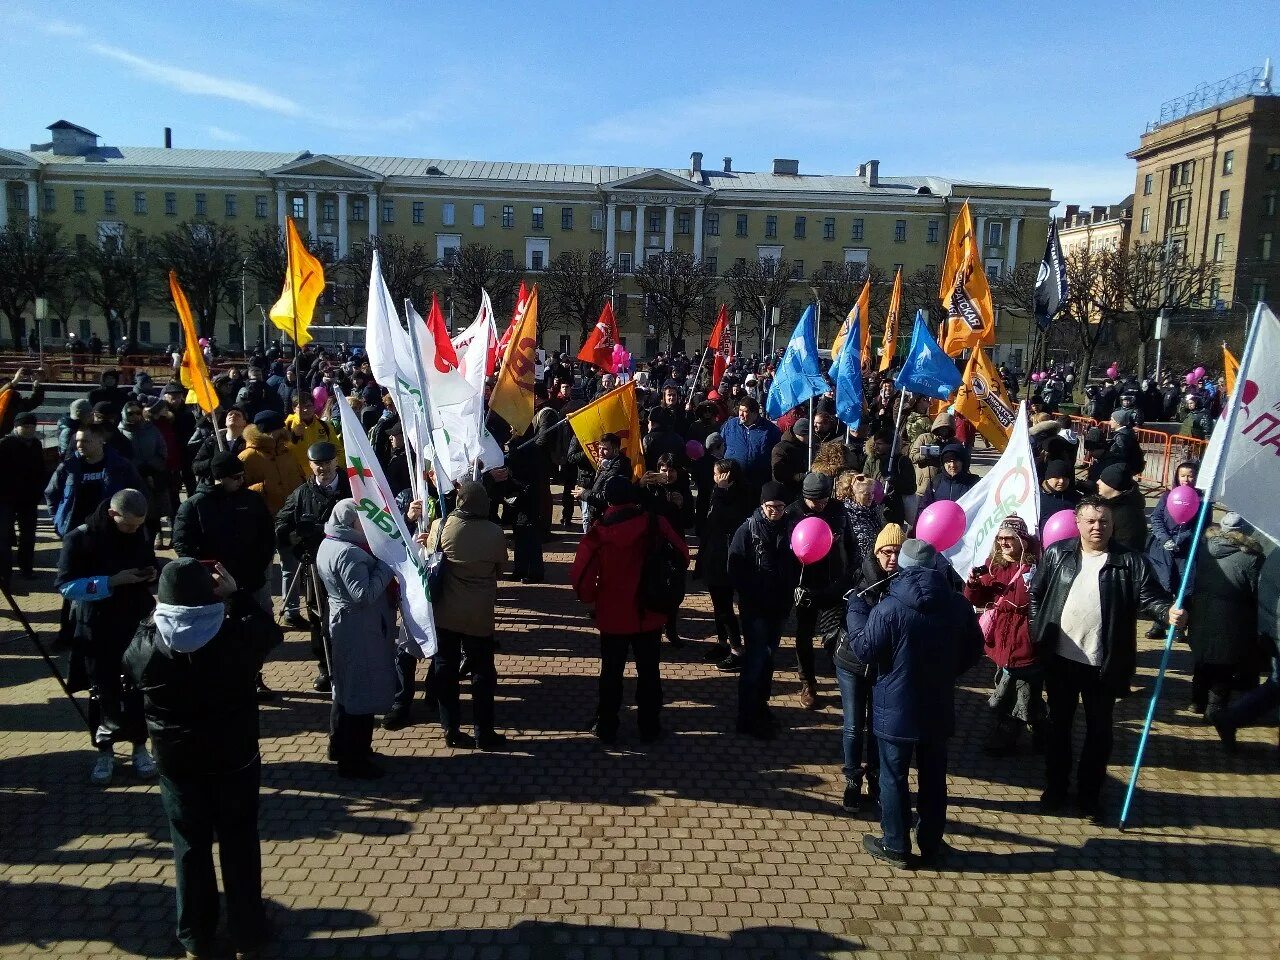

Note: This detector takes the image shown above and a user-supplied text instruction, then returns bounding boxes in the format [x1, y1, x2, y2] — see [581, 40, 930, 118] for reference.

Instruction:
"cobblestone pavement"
[2, 516, 1279, 959]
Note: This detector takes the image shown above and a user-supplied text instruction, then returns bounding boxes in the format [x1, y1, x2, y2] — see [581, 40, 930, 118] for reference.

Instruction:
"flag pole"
[287, 220, 301, 392]
[1117, 301, 1264, 830]
[686, 345, 711, 411]
[807, 396, 815, 468]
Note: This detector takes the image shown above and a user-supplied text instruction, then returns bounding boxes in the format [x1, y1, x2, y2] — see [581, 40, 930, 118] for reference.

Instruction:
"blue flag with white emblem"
[894, 310, 961, 400]
[832, 306, 863, 431]
[765, 304, 828, 420]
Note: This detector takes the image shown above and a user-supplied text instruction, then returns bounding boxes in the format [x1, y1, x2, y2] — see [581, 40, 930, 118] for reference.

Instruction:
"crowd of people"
[1, 338, 1276, 958]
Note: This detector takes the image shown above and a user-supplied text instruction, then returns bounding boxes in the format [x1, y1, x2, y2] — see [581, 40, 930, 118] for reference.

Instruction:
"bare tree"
[808, 260, 889, 347]
[242, 224, 290, 310]
[447, 243, 522, 325]
[45, 253, 85, 339]
[156, 222, 243, 339]
[1118, 240, 1219, 375]
[901, 265, 948, 330]
[722, 257, 795, 354]
[633, 252, 719, 351]
[77, 227, 157, 346]
[543, 249, 619, 342]
[1055, 243, 1127, 387]
[0, 220, 71, 348]
[333, 235, 439, 325]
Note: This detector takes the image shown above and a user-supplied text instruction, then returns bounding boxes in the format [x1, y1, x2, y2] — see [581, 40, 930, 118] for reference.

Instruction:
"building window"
[531, 250, 544, 271]
[291, 197, 304, 219]
[1172, 197, 1188, 227]
[255, 195, 268, 218]
[765, 215, 777, 239]
[73, 189, 85, 213]
[988, 222, 1003, 246]
[677, 211, 690, 234]
[382, 200, 394, 223]
[165, 192, 176, 216]
[1140, 207, 1151, 233]
[195, 193, 207, 217]
[1218, 190, 1230, 219]
[1223, 150, 1234, 175]
[1269, 152, 1280, 172]
[352, 199, 365, 222]
[706, 212, 720, 236]
[1173, 160, 1194, 185]
[472, 203, 485, 228]
[316, 198, 330, 221]
[133, 191, 147, 214]
[1143, 173, 1153, 196]
[734, 257, 747, 271]
[226, 194, 238, 218]
[823, 217, 835, 240]
[615, 295, 628, 317]
[927, 219, 940, 243]
[412, 201, 424, 224]
[103, 190, 116, 214]
[794, 216, 806, 239]
[705, 256, 717, 275]
[791, 260, 804, 280]
[618, 252, 633, 273]
[894, 219, 907, 242]
[502, 205, 514, 229]
[985, 263, 1000, 282]
[42, 188, 55, 213]
[735, 214, 748, 237]
[1266, 192, 1277, 217]
[1209, 277, 1221, 304]
[532, 206, 544, 230]
[619, 210, 633, 231]
[851, 218, 864, 241]
[1213, 233, 1225, 261]
[442, 202, 455, 226]
[1254, 280, 1269, 302]
[648, 211, 661, 233]
[1262, 232, 1274, 261]
[591, 208, 603, 231]
[501, 249, 514, 268]
[561, 207, 574, 230]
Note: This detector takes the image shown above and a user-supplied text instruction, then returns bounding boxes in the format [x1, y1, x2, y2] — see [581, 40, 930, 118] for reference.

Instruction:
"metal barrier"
[1067, 414, 1211, 491]
[1133, 427, 1173, 489]
[1165, 435, 1209, 480]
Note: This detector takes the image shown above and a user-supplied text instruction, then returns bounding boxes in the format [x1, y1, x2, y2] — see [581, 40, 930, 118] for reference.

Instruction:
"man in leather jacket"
[1029, 496, 1185, 821]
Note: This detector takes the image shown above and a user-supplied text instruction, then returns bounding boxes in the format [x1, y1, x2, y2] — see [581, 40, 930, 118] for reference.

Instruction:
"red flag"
[484, 320, 499, 377]
[425, 293, 460, 375]
[707, 304, 729, 351]
[577, 301, 619, 371]
[497, 281, 529, 361]
[711, 307, 733, 390]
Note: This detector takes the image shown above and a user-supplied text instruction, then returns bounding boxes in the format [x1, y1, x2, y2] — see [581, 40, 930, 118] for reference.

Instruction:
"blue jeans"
[877, 737, 948, 858]
[835, 664, 877, 787]
[737, 613, 784, 728]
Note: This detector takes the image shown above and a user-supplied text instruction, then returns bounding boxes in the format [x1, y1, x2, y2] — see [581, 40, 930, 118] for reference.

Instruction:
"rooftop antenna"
[1262, 57, 1273, 95]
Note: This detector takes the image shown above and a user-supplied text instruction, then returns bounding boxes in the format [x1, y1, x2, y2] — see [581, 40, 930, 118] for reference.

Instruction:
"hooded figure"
[918, 443, 979, 511]
[315, 498, 397, 778]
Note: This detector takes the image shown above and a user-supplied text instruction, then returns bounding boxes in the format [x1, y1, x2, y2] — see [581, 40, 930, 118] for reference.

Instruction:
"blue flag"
[894, 310, 961, 400]
[832, 306, 863, 431]
[766, 304, 828, 420]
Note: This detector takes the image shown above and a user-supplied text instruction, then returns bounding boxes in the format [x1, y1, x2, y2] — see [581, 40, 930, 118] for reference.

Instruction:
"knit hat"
[997, 515, 1030, 538]
[253, 410, 285, 432]
[211, 451, 244, 479]
[1045, 460, 1073, 481]
[157, 557, 217, 606]
[1097, 463, 1135, 493]
[308, 441, 337, 462]
[792, 418, 811, 438]
[874, 523, 907, 554]
[162, 381, 184, 396]
[603, 475, 637, 506]
[705, 432, 724, 452]
[14, 411, 37, 426]
[1111, 408, 1135, 427]
[70, 398, 91, 419]
[897, 538, 937, 570]
[1220, 512, 1251, 533]
[801, 471, 833, 499]
[92, 401, 114, 417]
[759, 480, 789, 506]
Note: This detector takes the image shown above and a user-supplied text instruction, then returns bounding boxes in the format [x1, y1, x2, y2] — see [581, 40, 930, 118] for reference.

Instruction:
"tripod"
[1, 582, 94, 734]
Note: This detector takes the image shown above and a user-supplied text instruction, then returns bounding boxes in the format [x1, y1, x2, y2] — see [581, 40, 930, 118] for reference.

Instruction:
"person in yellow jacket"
[285, 391, 344, 476]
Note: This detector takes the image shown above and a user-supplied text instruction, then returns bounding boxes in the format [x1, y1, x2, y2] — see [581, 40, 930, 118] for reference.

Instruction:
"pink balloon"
[1185, 372, 1197, 386]
[916, 500, 966, 552]
[1106, 365, 1119, 378]
[1166, 485, 1200, 526]
[1041, 509, 1079, 549]
[685, 439, 705, 461]
[198, 337, 209, 347]
[312, 385, 329, 408]
[791, 516, 834, 565]
[1193, 366, 1206, 379]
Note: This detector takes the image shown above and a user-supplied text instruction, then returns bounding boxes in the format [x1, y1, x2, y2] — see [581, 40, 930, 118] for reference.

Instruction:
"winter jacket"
[123, 592, 282, 779]
[0, 431, 48, 507]
[965, 561, 1037, 671]
[1186, 531, 1263, 667]
[784, 497, 858, 606]
[695, 482, 754, 588]
[191, 430, 247, 482]
[583, 453, 634, 516]
[1102, 486, 1147, 553]
[119, 417, 168, 476]
[570, 503, 690, 634]
[45, 448, 142, 537]
[642, 474, 693, 535]
[641, 426, 685, 472]
[426, 483, 507, 638]
[919, 443, 980, 511]
[770, 427, 811, 503]
[837, 555, 898, 675]
[284, 412, 344, 475]
[1037, 481, 1085, 539]
[727, 508, 801, 621]
[274, 474, 352, 562]
[843, 499, 886, 563]
[0, 381, 44, 436]
[908, 430, 945, 496]
[1029, 540, 1172, 695]
[1098, 426, 1144, 477]
[174, 481, 275, 593]
[1179, 410, 1211, 439]
[1145, 489, 1195, 593]
[721, 416, 781, 490]
[238, 425, 306, 516]
[1260, 549, 1280, 644]
[850, 566, 984, 743]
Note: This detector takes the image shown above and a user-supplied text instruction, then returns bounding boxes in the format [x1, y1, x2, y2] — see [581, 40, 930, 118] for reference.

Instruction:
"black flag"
[1033, 219, 1068, 330]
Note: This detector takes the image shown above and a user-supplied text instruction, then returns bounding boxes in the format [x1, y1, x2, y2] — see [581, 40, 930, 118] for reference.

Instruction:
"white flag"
[1197, 303, 1280, 542]
[452, 291, 496, 386]
[334, 392, 437, 658]
[406, 301, 483, 482]
[943, 403, 1040, 580]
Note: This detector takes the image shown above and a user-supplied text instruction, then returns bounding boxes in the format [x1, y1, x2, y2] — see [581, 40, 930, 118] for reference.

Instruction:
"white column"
[0, 182, 8, 231]
[305, 190, 317, 239]
[664, 205, 675, 252]
[605, 202, 617, 261]
[367, 191, 378, 237]
[27, 181, 38, 220]
[337, 192, 349, 256]
[693, 205, 704, 260]
[1005, 216, 1021, 275]
[633, 203, 646, 266]
[276, 188, 287, 226]
[975, 216, 987, 252]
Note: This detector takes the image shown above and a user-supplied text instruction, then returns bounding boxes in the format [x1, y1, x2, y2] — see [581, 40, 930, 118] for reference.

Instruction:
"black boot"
[983, 715, 1021, 756]
[1204, 690, 1230, 726]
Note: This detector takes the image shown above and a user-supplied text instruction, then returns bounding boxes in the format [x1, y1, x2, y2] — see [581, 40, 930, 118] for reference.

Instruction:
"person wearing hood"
[918, 443, 979, 512]
[909, 411, 954, 525]
[92, 400, 135, 461]
[695, 457, 754, 670]
[1185, 513, 1264, 723]
[56, 488, 159, 785]
[315, 499, 398, 779]
[120, 399, 170, 545]
[419, 480, 509, 750]
[191, 407, 249, 483]
[770, 416, 813, 505]
[124, 557, 281, 960]
[728, 481, 802, 739]
[852, 539, 984, 867]
[1037, 460, 1086, 539]
[59, 398, 93, 457]
[87, 369, 130, 421]
[571, 476, 690, 744]
[0, 411, 48, 584]
[1095, 463, 1147, 552]
[1144, 461, 1199, 637]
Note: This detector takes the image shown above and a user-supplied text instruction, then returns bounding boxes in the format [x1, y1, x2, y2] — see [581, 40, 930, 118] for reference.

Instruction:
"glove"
[1162, 539, 1176, 551]
[793, 586, 813, 610]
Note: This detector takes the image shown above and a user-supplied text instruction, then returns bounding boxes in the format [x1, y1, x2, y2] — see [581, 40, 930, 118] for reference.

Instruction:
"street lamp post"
[758, 295, 768, 358]
[240, 258, 248, 355]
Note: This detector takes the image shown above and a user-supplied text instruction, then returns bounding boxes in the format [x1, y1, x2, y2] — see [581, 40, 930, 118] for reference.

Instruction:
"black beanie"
[1098, 463, 1135, 493]
[157, 558, 216, 606]
[211, 451, 244, 479]
[1045, 460, 1073, 481]
[604, 475, 637, 506]
[760, 480, 789, 505]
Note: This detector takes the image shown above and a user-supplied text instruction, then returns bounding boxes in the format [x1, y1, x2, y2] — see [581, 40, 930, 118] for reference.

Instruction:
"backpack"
[638, 511, 685, 617]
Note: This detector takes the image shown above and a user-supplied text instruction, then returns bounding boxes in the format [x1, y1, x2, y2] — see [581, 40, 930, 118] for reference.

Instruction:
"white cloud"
[205, 125, 246, 144]
[42, 18, 85, 38]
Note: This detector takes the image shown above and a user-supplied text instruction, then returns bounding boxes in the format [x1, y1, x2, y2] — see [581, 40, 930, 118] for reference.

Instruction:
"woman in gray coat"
[315, 499, 397, 779]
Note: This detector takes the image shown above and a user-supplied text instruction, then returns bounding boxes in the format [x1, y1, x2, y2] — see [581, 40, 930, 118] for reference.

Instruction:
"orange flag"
[578, 301, 619, 371]
[856, 278, 872, 367]
[497, 281, 529, 358]
[708, 304, 730, 389]
[880, 267, 902, 372]
[953, 347, 1016, 451]
[169, 270, 220, 413]
[939, 201, 995, 356]
[490, 286, 539, 433]
[1223, 343, 1239, 395]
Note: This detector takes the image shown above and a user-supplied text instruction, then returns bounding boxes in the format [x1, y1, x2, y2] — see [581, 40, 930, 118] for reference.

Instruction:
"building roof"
[46, 120, 99, 137]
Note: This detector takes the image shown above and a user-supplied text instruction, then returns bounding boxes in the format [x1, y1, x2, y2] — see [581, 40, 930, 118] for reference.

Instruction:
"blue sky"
[1, 0, 1273, 207]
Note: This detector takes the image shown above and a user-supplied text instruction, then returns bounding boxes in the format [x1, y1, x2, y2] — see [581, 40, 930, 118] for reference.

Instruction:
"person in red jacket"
[964, 515, 1044, 756]
[570, 476, 690, 745]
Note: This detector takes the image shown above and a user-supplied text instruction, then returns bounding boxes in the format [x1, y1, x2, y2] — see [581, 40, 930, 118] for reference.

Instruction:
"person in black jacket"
[695, 458, 753, 670]
[1037, 460, 1086, 540]
[641, 407, 685, 471]
[86, 369, 130, 422]
[124, 558, 281, 960]
[191, 407, 249, 483]
[574, 433, 632, 527]
[918, 443, 980, 512]
[1029, 496, 1184, 821]
[0, 412, 48, 585]
[640, 453, 694, 646]
[770, 417, 811, 505]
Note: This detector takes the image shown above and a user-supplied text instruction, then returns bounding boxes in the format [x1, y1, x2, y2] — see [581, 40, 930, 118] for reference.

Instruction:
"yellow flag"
[268, 218, 323, 347]
[830, 278, 872, 363]
[939, 201, 995, 356]
[168, 270, 220, 414]
[879, 268, 902, 372]
[1223, 343, 1239, 395]
[953, 347, 1016, 451]
[490, 286, 539, 433]
[565, 381, 645, 482]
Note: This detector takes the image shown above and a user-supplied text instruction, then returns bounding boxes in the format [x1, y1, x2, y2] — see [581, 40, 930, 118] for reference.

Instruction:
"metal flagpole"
[807, 396, 815, 468]
[1118, 301, 1264, 830]
[686, 346, 711, 411]
[1, 583, 93, 733]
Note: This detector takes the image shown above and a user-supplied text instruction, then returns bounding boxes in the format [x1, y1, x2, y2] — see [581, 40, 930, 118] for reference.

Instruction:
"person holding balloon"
[1143, 461, 1200, 638]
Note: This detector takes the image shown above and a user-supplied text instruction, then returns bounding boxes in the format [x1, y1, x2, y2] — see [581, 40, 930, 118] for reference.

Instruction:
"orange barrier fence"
[1067, 415, 1210, 490]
